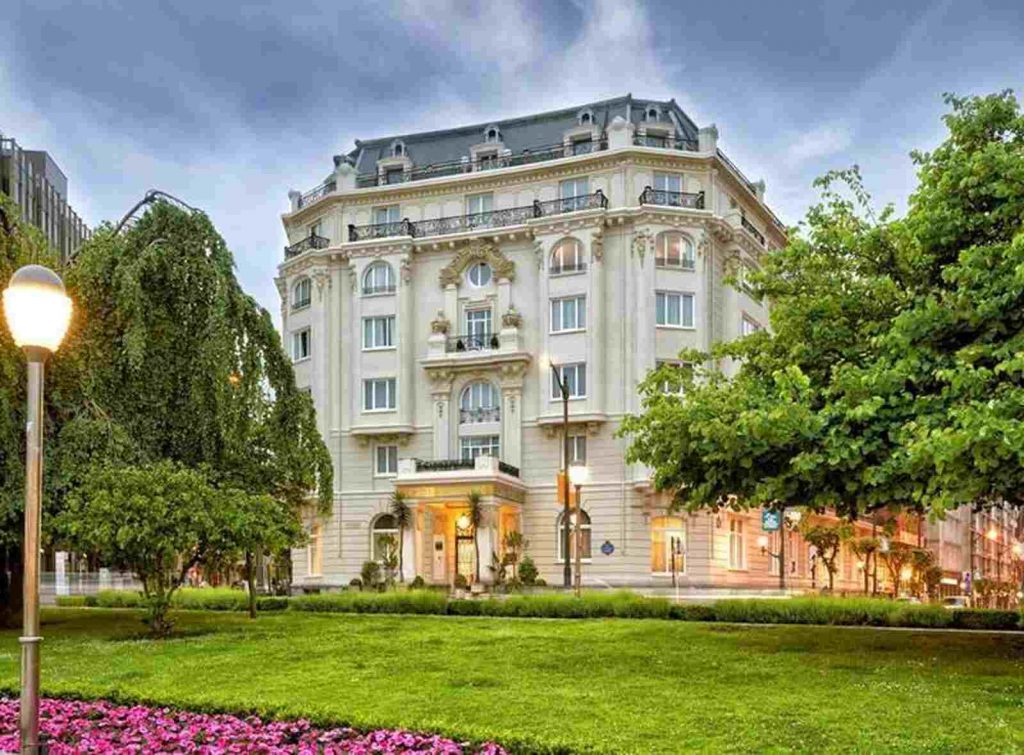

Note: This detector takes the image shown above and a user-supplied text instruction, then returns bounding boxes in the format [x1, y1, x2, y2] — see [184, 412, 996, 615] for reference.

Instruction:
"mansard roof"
[333, 95, 700, 176]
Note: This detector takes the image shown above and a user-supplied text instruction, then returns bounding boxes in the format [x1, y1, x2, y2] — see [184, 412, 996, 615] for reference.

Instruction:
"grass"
[1, 609, 1022, 753]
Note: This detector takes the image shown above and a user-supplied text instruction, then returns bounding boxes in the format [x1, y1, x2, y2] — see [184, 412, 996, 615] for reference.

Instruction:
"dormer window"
[390, 140, 406, 157]
[483, 124, 501, 143]
[577, 108, 594, 126]
[644, 106, 660, 121]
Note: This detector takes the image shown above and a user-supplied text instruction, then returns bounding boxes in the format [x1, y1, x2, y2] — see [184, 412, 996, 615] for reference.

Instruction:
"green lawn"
[1, 609, 1022, 753]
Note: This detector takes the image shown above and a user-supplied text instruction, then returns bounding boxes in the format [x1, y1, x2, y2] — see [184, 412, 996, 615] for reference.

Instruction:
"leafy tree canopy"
[622, 91, 1024, 521]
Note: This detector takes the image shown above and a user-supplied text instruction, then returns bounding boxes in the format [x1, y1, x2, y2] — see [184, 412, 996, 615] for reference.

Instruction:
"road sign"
[761, 509, 781, 532]
[601, 540, 615, 556]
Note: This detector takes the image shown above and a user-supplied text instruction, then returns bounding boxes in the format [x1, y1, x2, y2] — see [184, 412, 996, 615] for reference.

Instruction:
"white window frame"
[550, 295, 587, 334]
[460, 435, 500, 461]
[741, 316, 763, 337]
[308, 221, 322, 238]
[568, 434, 586, 466]
[372, 205, 400, 225]
[557, 509, 592, 563]
[653, 172, 683, 194]
[459, 381, 500, 424]
[363, 377, 397, 412]
[362, 315, 396, 350]
[551, 363, 587, 400]
[558, 177, 591, 212]
[655, 291, 695, 329]
[655, 232, 696, 270]
[467, 261, 493, 288]
[374, 444, 398, 477]
[292, 328, 311, 362]
[728, 517, 747, 571]
[362, 261, 395, 296]
[466, 192, 494, 216]
[655, 360, 692, 395]
[292, 278, 312, 311]
[549, 238, 586, 275]
[371, 514, 399, 563]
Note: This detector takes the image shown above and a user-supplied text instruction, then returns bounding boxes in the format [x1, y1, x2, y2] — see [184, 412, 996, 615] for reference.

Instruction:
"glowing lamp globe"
[568, 464, 589, 487]
[3, 265, 72, 354]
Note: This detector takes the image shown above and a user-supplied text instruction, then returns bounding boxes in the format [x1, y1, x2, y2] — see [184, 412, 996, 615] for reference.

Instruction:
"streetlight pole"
[568, 464, 589, 599]
[3, 265, 73, 755]
[550, 364, 571, 589]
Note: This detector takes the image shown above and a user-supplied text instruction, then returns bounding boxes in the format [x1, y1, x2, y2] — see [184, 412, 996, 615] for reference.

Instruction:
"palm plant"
[467, 490, 484, 583]
[389, 491, 411, 583]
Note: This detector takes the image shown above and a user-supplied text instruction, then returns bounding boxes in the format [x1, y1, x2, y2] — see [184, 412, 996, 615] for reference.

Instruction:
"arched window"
[467, 261, 492, 287]
[371, 514, 399, 563]
[655, 232, 695, 270]
[549, 238, 585, 275]
[651, 516, 686, 573]
[391, 140, 405, 157]
[557, 509, 591, 562]
[362, 261, 395, 295]
[646, 106, 659, 121]
[484, 125, 501, 143]
[292, 277, 312, 310]
[460, 381, 500, 424]
[577, 108, 593, 126]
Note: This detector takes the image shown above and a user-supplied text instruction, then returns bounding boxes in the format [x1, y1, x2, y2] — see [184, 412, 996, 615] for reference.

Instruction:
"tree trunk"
[245, 551, 257, 619]
[398, 526, 404, 583]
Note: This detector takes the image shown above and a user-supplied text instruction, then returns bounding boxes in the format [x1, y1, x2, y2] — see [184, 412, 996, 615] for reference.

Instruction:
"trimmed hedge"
[288, 590, 1023, 631]
[55, 588, 289, 613]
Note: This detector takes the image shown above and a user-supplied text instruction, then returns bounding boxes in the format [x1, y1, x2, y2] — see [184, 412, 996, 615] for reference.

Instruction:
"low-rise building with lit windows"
[276, 95, 1002, 596]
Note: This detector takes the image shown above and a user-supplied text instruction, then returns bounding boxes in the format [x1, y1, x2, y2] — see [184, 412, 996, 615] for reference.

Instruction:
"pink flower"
[0, 698, 506, 754]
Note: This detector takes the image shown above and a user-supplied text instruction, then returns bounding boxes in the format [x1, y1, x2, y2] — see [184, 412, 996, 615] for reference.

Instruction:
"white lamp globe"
[3, 265, 72, 353]
[568, 464, 589, 487]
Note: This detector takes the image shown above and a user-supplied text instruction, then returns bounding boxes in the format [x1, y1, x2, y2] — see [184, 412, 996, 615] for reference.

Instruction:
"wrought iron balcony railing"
[362, 284, 396, 296]
[741, 216, 766, 246]
[298, 181, 335, 210]
[447, 332, 500, 353]
[284, 233, 331, 258]
[459, 407, 501, 424]
[347, 191, 607, 243]
[639, 187, 705, 209]
[353, 140, 608, 189]
[633, 134, 699, 151]
[413, 458, 520, 478]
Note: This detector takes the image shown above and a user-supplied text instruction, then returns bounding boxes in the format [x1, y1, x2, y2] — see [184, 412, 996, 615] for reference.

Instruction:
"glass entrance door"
[456, 536, 475, 582]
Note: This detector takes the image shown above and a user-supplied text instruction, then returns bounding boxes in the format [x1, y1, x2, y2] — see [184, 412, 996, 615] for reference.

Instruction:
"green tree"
[389, 491, 410, 583]
[848, 536, 880, 595]
[622, 92, 1024, 527]
[800, 522, 851, 592]
[878, 541, 916, 598]
[57, 462, 231, 635]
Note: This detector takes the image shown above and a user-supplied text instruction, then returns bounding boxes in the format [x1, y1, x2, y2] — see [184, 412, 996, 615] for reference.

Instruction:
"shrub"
[290, 590, 448, 615]
[94, 590, 143, 608]
[55, 595, 89, 608]
[409, 575, 425, 590]
[951, 609, 1021, 631]
[360, 562, 381, 590]
[518, 556, 538, 585]
[453, 574, 469, 590]
[348, 578, 363, 590]
[173, 588, 247, 612]
[255, 596, 290, 612]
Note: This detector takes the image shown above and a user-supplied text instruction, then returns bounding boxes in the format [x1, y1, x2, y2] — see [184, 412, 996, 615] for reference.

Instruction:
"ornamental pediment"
[438, 240, 515, 287]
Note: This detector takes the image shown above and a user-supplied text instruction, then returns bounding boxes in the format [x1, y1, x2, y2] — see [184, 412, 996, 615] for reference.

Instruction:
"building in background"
[276, 94, 1021, 601]
[0, 129, 90, 259]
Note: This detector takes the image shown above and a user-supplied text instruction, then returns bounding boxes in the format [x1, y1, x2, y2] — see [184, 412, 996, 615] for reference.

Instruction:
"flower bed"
[0, 698, 506, 754]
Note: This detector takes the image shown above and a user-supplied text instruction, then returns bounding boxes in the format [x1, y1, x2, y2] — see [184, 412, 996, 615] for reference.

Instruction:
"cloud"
[784, 122, 853, 165]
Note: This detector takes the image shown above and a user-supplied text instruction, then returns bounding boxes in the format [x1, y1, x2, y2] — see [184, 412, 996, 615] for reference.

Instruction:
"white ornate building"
[275, 94, 820, 591]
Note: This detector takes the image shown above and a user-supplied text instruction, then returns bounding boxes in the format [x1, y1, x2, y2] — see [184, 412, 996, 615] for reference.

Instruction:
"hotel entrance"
[455, 516, 476, 582]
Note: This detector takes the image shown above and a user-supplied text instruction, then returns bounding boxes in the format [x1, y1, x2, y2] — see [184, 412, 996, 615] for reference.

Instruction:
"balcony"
[633, 134, 699, 151]
[447, 332, 500, 353]
[460, 407, 501, 424]
[284, 233, 330, 258]
[741, 216, 766, 246]
[408, 456, 520, 479]
[549, 261, 587, 275]
[354, 140, 608, 189]
[297, 181, 335, 210]
[639, 187, 705, 209]
[348, 190, 608, 243]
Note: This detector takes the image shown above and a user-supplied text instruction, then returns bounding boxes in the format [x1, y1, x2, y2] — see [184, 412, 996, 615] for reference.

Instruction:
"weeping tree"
[0, 198, 333, 629]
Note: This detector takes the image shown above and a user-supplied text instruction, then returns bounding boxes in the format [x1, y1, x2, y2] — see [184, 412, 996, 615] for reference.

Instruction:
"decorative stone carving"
[501, 306, 522, 329]
[400, 255, 413, 284]
[591, 229, 604, 262]
[438, 240, 515, 287]
[631, 229, 651, 264]
[310, 269, 331, 300]
[430, 310, 450, 334]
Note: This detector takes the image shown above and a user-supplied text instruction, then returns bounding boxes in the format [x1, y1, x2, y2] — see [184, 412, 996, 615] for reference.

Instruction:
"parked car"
[895, 595, 921, 604]
[942, 595, 970, 610]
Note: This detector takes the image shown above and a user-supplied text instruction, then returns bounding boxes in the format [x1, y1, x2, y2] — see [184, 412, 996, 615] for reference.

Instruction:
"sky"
[2, 0, 1023, 316]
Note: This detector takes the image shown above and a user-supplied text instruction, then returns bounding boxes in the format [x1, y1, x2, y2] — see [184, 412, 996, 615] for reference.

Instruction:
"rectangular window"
[307, 522, 323, 577]
[292, 328, 311, 361]
[362, 315, 395, 350]
[559, 177, 590, 212]
[384, 169, 404, 185]
[308, 221, 322, 238]
[729, 518, 746, 570]
[373, 205, 400, 225]
[465, 308, 492, 346]
[460, 435, 500, 461]
[466, 192, 494, 215]
[550, 295, 586, 333]
[655, 360, 692, 394]
[551, 363, 587, 400]
[476, 150, 500, 170]
[292, 278, 312, 310]
[375, 444, 398, 476]
[571, 137, 595, 155]
[363, 378, 397, 411]
[568, 434, 586, 466]
[656, 292, 695, 328]
[654, 172, 683, 193]
[741, 316, 763, 337]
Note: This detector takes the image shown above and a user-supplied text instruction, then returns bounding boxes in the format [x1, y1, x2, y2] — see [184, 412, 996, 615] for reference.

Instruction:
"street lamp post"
[550, 364, 572, 589]
[568, 464, 589, 598]
[3, 265, 73, 755]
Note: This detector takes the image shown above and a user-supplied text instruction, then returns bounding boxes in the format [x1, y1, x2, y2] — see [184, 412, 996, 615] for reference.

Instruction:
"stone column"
[476, 502, 500, 585]
[501, 384, 523, 468]
[589, 232, 605, 414]
[350, 265, 364, 422]
[443, 283, 459, 328]
[430, 377, 452, 459]
[398, 255, 415, 428]
[536, 239, 551, 417]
